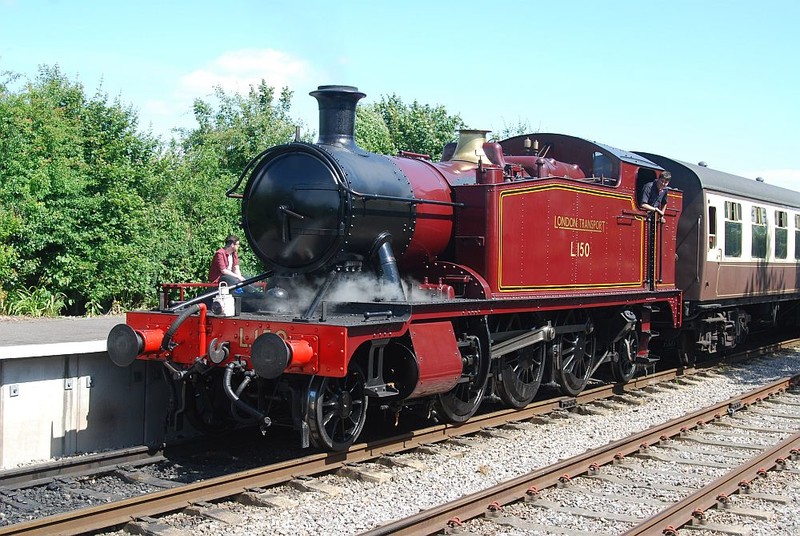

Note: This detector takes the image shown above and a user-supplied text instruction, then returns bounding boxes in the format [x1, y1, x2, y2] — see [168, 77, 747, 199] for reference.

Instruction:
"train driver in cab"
[640, 171, 671, 222]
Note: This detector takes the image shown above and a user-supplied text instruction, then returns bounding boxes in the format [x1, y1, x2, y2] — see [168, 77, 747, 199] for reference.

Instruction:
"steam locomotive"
[107, 85, 800, 450]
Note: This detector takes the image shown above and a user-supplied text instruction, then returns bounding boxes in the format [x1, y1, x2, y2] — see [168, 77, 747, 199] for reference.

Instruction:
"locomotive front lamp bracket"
[208, 338, 229, 365]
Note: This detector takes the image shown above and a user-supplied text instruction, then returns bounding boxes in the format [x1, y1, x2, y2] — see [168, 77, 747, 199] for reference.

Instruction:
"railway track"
[361, 377, 800, 535]
[0, 362, 717, 490]
[0, 446, 167, 490]
[1, 341, 798, 535]
[0, 370, 685, 535]
[5, 337, 785, 490]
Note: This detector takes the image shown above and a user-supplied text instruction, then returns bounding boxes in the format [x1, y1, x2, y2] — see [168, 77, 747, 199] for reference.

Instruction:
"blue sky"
[2, 0, 799, 189]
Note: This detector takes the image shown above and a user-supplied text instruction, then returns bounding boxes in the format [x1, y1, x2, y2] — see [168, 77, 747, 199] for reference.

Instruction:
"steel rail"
[357, 375, 799, 536]
[0, 367, 693, 536]
[1, 338, 766, 491]
[354, 364, 704, 458]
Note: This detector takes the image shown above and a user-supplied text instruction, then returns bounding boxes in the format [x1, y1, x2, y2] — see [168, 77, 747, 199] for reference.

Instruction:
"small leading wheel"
[493, 315, 546, 408]
[434, 321, 490, 423]
[611, 330, 639, 383]
[305, 363, 369, 451]
[553, 312, 596, 397]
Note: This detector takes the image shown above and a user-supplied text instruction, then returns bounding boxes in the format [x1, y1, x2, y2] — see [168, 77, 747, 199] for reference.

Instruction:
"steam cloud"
[265, 272, 446, 315]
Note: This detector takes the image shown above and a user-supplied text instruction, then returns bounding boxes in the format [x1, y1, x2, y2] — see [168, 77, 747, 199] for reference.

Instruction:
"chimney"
[309, 85, 365, 149]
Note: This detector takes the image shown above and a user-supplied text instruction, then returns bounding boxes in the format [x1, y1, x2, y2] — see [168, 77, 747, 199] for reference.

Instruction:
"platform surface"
[0, 315, 123, 358]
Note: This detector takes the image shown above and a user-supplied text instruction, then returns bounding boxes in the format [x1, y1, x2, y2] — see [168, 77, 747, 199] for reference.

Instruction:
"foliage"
[355, 105, 396, 155]
[356, 95, 464, 159]
[181, 82, 302, 177]
[0, 65, 171, 314]
[0, 286, 69, 317]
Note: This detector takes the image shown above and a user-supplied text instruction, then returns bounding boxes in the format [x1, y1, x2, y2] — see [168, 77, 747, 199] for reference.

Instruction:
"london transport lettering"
[554, 215, 607, 233]
[554, 215, 609, 258]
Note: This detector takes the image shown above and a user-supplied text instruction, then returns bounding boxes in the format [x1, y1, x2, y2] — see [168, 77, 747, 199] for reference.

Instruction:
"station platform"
[0, 315, 123, 358]
[0, 315, 175, 469]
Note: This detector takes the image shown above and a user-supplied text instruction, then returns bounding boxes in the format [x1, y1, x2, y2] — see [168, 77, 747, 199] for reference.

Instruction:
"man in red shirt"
[208, 235, 245, 285]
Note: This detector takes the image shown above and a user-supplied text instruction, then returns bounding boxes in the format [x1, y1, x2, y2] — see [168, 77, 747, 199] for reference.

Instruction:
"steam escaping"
[263, 272, 448, 315]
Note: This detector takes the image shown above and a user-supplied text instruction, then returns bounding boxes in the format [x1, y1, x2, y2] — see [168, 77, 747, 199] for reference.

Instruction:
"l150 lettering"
[570, 241, 590, 257]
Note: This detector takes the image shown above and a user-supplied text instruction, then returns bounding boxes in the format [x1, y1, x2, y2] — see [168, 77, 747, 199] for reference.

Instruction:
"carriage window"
[795, 214, 800, 260]
[708, 206, 717, 249]
[751, 206, 767, 259]
[724, 201, 742, 257]
[775, 210, 788, 259]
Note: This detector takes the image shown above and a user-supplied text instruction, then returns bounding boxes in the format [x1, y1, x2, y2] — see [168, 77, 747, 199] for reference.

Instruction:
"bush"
[0, 65, 172, 314]
[0, 286, 69, 317]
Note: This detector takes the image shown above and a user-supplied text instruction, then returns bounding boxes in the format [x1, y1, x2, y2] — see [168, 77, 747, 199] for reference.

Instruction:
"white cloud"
[178, 48, 314, 99]
[136, 48, 316, 138]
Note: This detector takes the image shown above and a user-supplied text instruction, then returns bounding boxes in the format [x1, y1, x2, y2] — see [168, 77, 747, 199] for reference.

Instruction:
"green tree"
[0, 65, 171, 315]
[0, 71, 20, 296]
[0, 69, 471, 317]
[182, 82, 302, 176]
[356, 95, 464, 159]
[354, 105, 396, 155]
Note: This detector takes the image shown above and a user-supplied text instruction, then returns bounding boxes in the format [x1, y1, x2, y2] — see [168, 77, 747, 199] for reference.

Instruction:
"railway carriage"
[109, 85, 689, 450]
[637, 154, 800, 363]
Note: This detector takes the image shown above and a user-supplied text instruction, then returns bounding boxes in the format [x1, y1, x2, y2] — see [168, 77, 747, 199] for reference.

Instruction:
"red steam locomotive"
[109, 84, 695, 450]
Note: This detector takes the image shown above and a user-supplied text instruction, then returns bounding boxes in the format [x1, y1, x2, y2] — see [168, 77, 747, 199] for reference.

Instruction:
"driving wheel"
[305, 362, 369, 451]
[493, 315, 545, 408]
[553, 311, 596, 396]
[611, 330, 639, 383]
[434, 319, 490, 423]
